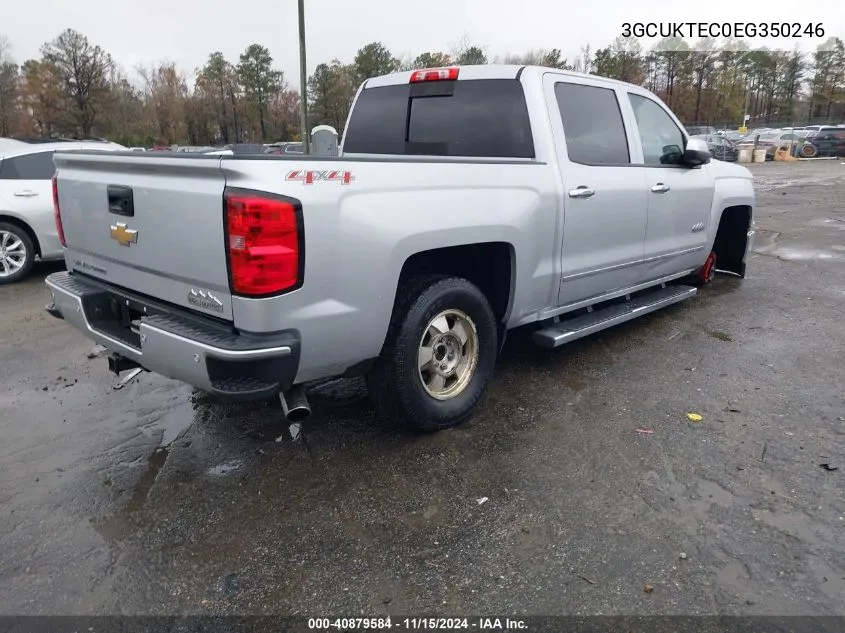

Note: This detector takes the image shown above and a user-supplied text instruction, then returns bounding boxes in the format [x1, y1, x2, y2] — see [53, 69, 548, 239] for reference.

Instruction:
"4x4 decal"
[286, 170, 354, 185]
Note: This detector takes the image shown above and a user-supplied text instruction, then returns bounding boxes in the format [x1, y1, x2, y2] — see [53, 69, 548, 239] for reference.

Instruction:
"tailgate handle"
[107, 185, 134, 217]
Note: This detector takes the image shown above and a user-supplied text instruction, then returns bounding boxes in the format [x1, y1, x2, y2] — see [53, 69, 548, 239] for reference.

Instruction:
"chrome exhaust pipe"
[280, 384, 311, 422]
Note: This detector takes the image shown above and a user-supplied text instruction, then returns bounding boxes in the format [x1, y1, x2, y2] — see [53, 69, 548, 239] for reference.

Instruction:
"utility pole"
[298, 0, 310, 154]
[741, 84, 750, 131]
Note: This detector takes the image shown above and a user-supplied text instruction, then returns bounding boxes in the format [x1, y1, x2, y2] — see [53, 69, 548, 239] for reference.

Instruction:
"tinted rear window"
[556, 83, 630, 164]
[343, 79, 534, 158]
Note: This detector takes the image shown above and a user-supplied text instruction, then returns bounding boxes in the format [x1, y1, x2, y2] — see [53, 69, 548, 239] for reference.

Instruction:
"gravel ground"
[0, 160, 843, 617]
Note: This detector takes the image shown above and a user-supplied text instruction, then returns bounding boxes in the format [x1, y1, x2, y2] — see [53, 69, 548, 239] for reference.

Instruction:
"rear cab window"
[342, 79, 535, 158]
[553, 82, 630, 165]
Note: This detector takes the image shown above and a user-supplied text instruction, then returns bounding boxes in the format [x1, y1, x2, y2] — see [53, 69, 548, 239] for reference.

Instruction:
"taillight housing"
[224, 187, 303, 297]
[409, 67, 460, 83]
[52, 173, 66, 247]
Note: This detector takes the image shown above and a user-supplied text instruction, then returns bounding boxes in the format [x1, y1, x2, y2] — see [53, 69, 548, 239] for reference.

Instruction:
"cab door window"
[628, 94, 685, 166]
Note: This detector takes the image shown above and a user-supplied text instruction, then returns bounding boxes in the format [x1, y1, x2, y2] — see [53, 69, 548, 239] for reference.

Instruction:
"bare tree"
[137, 62, 188, 144]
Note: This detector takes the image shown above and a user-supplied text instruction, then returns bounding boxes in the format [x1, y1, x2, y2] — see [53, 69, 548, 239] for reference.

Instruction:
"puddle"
[96, 446, 170, 542]
[753, 234, 845, 261]
[751, 509, 833, 550]
[716, 561, 759, 603]
[809, 217, 845, 231]
[156, 408, 194, 447]
[206, 459, 244, 477]
[697, 480, 738, 509]
[808, 558, 845, 601]
[772, 248, 843, 261]
[752, 173, 842, 193]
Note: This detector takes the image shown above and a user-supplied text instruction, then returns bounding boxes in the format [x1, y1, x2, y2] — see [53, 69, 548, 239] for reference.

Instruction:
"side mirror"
[683, 137, 711, 166]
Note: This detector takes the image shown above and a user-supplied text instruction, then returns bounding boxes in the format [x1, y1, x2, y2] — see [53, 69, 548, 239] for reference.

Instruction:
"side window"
[0, 151, 56, 180]
[554, 82, 630, 165]
[628, 94, 685, 166]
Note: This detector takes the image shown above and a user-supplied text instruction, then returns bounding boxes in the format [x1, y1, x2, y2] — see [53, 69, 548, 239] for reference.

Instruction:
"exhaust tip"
[280, 385, 311, 423]
[285, 406, 311, 423]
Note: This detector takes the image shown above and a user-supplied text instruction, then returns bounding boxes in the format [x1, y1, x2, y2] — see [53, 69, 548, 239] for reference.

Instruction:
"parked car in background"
[805, 127, 845, 157]
[692, 134, 738, 162]
[686, 125, 717, 136]
[0, 137, 126, 284]
[719, 131, 744, 142]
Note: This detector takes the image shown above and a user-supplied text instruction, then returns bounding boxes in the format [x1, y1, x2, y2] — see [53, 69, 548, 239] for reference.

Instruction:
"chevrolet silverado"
[45, 65, 755, 431]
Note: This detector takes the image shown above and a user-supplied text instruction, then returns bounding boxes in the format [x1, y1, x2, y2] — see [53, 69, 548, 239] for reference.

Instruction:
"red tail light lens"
[52, 173, 66, 247]
[224, 188, 303, 296]
[409, 67, 459, 83]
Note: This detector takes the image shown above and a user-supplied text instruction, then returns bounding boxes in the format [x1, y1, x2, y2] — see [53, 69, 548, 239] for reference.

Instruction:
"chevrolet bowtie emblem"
[110, 222, 138, 247]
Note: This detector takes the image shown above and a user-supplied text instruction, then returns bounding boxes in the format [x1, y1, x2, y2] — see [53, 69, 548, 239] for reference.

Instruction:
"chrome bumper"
[45, 272, 300, 400]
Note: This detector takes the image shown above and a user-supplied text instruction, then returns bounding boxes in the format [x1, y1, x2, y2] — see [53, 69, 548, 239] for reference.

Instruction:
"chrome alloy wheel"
[417, 309, 479, 400]
[0, 230, 27, 278]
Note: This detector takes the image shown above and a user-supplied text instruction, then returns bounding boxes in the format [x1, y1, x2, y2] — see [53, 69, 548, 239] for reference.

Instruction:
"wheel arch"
[711, 204, 752, 277]
[391, 241, 516, 348]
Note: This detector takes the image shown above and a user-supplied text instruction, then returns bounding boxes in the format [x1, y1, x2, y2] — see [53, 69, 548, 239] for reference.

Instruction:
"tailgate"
[54, 151, 234, 321]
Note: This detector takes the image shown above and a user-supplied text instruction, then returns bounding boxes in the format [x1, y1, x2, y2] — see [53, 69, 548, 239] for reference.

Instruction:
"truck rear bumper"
[45, 272, 300, 401]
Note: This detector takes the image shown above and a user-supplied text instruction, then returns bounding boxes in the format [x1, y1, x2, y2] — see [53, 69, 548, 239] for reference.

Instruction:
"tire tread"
[367, 275, 497, 432]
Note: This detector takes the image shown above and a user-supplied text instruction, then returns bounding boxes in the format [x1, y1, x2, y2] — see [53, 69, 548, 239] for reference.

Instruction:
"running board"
[532, 285, 697, 349]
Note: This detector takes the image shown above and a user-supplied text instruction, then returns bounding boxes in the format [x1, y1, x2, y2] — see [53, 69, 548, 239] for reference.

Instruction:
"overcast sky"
[3, 0, 843, 86]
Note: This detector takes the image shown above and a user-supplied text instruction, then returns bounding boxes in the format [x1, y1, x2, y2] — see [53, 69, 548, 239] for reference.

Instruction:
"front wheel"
[690, 251, 717, 287]
[366, 276, 498, 432]
[0, 223, 36, 285]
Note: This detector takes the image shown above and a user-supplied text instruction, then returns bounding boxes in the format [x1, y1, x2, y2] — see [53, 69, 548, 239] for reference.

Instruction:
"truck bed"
[52, 149, 555, 383]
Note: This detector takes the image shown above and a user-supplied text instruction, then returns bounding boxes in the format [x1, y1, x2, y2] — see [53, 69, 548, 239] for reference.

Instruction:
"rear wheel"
[366, 275, 498, 432]
[0, 223, 36, 285]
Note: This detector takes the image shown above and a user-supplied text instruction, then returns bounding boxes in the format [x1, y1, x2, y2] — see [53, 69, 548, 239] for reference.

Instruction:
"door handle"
[14, 190, 38, 197]
[651, 183, 670, 193]
[568, 187, 595, 199]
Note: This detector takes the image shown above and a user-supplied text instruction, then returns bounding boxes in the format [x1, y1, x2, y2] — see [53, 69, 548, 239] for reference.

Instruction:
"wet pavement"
[1, 161, 844, 616]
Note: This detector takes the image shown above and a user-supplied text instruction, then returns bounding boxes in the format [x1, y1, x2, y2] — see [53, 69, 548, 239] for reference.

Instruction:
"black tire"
[0, 222, 36, 285]
[366, 275, 498, 432]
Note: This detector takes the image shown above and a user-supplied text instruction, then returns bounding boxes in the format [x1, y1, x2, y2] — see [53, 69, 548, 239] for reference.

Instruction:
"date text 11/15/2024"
[307, 617, 528, 630]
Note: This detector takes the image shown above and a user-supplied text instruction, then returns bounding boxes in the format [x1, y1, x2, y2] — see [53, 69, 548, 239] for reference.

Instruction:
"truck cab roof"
[364, 64, 645, 92]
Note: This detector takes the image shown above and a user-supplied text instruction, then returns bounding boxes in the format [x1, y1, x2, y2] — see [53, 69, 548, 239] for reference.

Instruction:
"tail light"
[52, 173, 66, 247]
[410, 67, 459, 83]
[224, 187, 303, 296]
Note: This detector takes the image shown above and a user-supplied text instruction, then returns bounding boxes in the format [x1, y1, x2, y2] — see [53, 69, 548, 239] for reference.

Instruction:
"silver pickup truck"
[45, 65, 755, 431]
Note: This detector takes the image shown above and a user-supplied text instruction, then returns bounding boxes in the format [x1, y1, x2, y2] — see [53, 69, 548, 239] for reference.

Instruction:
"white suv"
[0, 138, 125, 284]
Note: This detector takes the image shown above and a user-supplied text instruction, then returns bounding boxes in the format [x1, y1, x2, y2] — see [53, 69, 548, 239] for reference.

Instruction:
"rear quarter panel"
[221, 158, 558, 382]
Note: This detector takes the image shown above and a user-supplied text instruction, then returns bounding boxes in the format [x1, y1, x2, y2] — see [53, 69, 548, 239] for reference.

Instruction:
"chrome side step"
[532, 285, 697, 349]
